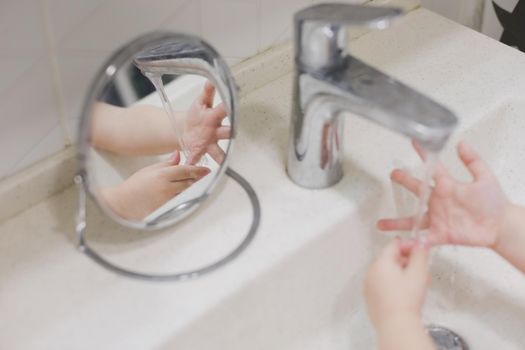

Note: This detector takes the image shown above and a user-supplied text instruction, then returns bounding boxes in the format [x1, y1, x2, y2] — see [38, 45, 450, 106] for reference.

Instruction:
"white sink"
[161, 94, 525, 349]
[345, 98, 525, 349]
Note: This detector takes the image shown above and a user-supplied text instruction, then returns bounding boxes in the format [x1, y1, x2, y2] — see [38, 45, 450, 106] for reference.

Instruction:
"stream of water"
[145, 73, 190, 161]
[410, 151, 439, 241]
[411, 150, 459, 306]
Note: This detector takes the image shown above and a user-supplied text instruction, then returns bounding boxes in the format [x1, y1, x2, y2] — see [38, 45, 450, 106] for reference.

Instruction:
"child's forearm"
[92, 103, 182, 155]
[377, 314, 435, 350]
[495, 204, 525, 273]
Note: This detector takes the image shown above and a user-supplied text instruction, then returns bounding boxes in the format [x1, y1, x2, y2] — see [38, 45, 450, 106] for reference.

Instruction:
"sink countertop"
[2, 8, 525, 350]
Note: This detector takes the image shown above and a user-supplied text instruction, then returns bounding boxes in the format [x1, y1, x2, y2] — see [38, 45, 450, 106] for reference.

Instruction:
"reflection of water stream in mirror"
[146, 72, 190, 161]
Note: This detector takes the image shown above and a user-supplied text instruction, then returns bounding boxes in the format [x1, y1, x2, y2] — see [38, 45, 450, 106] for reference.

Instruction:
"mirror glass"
[79, 33, 236, 229]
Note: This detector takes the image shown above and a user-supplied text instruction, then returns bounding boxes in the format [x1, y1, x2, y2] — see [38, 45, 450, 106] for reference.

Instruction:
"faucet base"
[286, 165, 343, 189]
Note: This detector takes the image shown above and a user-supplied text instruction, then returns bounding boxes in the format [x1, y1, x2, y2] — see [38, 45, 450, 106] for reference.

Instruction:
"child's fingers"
[380, 239, 402, 263]
[200, 81, 216, 108]
[207, 144, 225, 164]
[216, 126, 231, 140]
[209, 102, 228, 122]
[186, 151, 204, 166]
[457, 141, 491, 181]
[391, 169, 422, 196]
[433, 162, 450, 181]
[377, 215, 429, 231]
[164, 165, 210, 181]
[399, 239, 417, 255]
[434, 176, 454, 197]
[412, 140, 427, 161]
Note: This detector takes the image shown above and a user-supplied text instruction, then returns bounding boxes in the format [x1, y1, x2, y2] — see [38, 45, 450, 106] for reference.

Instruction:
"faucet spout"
[287, 4, 458, 189]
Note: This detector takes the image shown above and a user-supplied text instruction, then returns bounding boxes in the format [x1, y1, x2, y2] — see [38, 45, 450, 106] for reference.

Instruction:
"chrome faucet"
[287, 4, 458, 188]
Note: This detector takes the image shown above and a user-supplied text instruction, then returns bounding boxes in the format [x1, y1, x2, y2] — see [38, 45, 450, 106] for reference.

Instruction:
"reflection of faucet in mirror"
[91, 80, 230, 220]
[287, 4, 459, 189]
[133, 37, 234, 163]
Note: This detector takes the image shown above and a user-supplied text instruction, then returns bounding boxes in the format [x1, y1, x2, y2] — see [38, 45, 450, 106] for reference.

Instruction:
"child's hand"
[365, 239, 430, 331]
[378, 141, 511, 249]
[183, 82, 231, 165]
[100, 151, 210, 220]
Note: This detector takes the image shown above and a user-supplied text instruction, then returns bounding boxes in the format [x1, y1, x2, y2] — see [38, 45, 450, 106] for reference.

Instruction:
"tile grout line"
[256, 0, 262, 53]
[10, 122, 61, 174]
[40, 0, 71, 146]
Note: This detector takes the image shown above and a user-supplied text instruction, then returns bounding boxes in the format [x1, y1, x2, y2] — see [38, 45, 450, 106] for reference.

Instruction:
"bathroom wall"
[420, 0, 523, 43]
[0, 0, 372, 180]
[0, 0, 511, 180]
[420, 0, 485, 30]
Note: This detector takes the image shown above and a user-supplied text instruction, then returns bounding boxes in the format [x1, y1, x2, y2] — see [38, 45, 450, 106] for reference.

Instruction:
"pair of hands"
[366, 141, 511, 333]
[95, 81, 229, 221]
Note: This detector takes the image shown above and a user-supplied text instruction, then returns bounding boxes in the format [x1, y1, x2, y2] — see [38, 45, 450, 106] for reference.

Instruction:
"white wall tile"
[46, 0, 106, 46]
[0, 0, 49, 114]
[0, 57, 36, 95]
[0, 0, 47, 54]
[201, 0, 259, 58]
[0, 0, 65, 179]
[56, 0, 191, 52]
[259, 0, 369, 52]
[259, 0, 312, 51]
[0, 61, 64, 179]
[420, 0, 485, 30]
[56, 51, 113, 142]
[161, 0, 201, 35]
[54, 0, 202, 143]
[11, 124, 65, 175]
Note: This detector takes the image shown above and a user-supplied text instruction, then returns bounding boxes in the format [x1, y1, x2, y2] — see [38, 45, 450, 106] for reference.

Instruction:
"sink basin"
[344, 98, 525, 349]
[159, 97, 525, 350]
[419, 98, 525, 349]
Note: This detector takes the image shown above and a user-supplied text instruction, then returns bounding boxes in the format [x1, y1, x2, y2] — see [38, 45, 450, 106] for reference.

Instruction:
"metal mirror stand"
[74, 167, 260, 282]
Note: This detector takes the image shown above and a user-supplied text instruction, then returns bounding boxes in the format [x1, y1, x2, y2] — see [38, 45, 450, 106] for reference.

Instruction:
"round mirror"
[78, 32, 236, 229]
[75, 32, 259, 281]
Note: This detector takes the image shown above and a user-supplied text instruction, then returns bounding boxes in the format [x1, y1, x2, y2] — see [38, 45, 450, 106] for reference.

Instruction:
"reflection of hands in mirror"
[98, 151, 211, 221]
[90, 81, 230, 164]
[183, 81, 231, 165]
[91, 102, 180, 156]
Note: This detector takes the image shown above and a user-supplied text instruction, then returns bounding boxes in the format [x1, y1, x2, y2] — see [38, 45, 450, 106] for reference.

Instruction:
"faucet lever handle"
[295, 3, 402, 71]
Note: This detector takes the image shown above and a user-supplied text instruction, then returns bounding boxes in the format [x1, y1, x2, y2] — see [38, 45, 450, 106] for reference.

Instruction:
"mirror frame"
[74, 32, 261, 282]
[77, 32, 238, 230]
